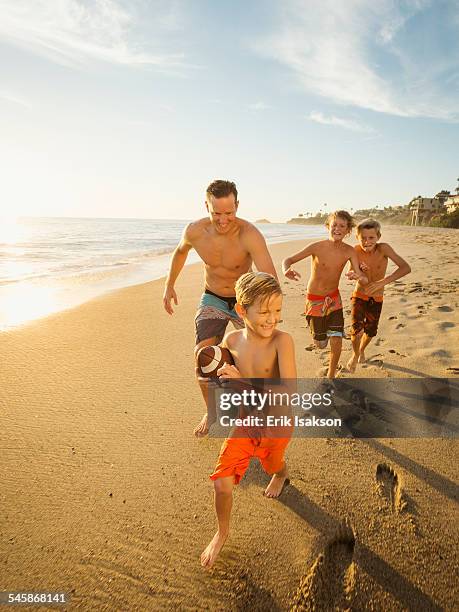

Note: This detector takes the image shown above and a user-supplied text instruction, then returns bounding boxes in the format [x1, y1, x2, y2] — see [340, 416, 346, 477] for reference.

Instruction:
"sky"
[1, 0, 458, 222]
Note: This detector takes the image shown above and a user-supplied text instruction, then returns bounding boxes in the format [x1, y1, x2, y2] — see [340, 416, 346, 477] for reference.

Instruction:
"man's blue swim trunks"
[195, 289, 244, 344]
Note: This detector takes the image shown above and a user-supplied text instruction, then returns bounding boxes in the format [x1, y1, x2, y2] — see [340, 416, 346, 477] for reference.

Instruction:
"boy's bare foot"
[264, 474, 290, 498]
[347, 354, 359, 372]
[200, 531, 227, 569]
[358, 350, 366, 363]
[194, 413, 208, 437]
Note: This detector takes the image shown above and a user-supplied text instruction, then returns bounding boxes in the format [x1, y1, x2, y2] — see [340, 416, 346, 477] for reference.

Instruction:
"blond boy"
[201, 272, 296, 569]
[347, 219, 411, 371]
[282, 211, 366, 378]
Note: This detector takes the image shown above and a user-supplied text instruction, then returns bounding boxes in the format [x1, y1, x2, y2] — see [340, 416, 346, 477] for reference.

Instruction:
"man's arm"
[244, 226, 277, 279]
[365, 244, 411, 295]
[162, 225, 193, 314]
[282, 243, 315, 280]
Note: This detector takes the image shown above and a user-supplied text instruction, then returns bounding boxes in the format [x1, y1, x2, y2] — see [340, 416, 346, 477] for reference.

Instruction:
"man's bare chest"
[193, 237, 251, 269]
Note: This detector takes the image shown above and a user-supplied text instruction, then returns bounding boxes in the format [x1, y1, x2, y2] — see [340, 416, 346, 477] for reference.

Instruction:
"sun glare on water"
[0, 216, 28, 245]
[0, 282, 61, 329]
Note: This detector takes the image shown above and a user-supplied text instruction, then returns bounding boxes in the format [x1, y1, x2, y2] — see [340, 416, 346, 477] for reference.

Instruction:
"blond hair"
[235, 272, 282, 308]
[356, 218, 381, 237]
[325, 210, 355, 232]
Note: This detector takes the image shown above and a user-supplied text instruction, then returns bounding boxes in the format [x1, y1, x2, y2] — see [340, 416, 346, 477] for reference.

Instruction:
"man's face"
[328, 216, 350, 242]
[240, 293, 283, 339]
[358, 228, 380, 252]
[206, 194, 238, 234]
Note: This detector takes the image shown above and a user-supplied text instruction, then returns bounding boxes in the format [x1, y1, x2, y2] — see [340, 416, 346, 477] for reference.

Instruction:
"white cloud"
[254, 0, 459, 121]
[0, 0, 186, 69]
[248, 101, 271, 111]
[0, 91, 31, 109]
[308, 111, 374, 133]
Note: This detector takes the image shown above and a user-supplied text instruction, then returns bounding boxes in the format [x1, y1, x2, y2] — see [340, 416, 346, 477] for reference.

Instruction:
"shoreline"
[1, 224, 456, 334]
[0, 229, 326, 332]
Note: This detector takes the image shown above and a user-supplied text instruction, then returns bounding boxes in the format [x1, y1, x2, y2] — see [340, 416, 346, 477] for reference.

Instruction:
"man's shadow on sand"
[241, 461, 442, 611]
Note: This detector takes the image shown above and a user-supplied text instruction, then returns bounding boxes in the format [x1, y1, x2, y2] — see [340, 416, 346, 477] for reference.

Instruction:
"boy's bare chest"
[235, 343, 279, 377]
[192, 235, 251, 269]
[360, 251, 388, 278]
[313, 247, 349, 271]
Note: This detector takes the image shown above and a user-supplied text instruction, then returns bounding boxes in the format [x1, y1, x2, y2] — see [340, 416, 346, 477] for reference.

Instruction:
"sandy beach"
[0, 226, 458, 610]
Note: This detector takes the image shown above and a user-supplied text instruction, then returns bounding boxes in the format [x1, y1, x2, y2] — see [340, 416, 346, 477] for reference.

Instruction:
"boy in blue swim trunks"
[162, 179, 277, 434]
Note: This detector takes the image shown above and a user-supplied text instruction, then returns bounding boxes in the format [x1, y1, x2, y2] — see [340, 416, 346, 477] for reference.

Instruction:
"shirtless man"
[162, 180, 277, 435]
[347, 218, 411, 371]
[282, 210, 367, 378]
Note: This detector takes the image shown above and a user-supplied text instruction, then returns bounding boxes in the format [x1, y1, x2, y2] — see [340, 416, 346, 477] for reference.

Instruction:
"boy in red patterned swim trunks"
[282, 211, 367, 378]
[347, 219, 411, 372]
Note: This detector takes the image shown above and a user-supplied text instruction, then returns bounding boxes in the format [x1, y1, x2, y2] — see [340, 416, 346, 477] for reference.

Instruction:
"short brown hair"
[325, 210, 355, 231]
[235, 272, 282, 309]
[356, 218, 381, 237]
[206, 180, 238, 202]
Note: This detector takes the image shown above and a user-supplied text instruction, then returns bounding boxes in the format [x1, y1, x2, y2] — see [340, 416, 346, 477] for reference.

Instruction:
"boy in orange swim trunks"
[200, 272, 296, 569]
[282, 211, 367, 378]
[347, 219, 411, 371]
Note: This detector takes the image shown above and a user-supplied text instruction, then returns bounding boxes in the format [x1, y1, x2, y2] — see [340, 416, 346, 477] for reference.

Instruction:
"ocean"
[0, 217, 326, 329]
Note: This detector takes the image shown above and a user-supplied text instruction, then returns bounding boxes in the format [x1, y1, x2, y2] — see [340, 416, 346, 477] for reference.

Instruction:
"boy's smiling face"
[238, 293, 283, 338]
[358, 228, 380, 252]
[328, 216, 350, 242]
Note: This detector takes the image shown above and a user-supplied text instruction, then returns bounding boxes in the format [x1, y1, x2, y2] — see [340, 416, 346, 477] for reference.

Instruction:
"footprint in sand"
[446, 367, 459, 375]
[375, 464, 407, 514]
[439, 321, 455, 330]
[290, 521, 356, 612]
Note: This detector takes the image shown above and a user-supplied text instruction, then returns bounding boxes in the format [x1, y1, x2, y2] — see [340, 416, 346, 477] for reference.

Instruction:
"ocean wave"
[0, 246, 176, 284]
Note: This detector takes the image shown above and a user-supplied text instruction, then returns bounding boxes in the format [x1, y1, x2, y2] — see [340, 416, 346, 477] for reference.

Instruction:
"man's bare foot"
[347, 354, 359, 372]
[358, 351, 366, 364]
[264, 474, 290, 498]
[194, 413, 208, 437]
[200, 531, 227, 569]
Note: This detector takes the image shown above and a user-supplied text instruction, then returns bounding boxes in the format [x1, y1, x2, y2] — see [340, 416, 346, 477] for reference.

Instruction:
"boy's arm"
[346, 250, 368, 284]
[282, 243, 315, 280]
[266, 334, 297, 420]
[365, 244, 411, 295]
[276, 333, 297, 379]
[162, 225, 193, 314]
[218, 331, 242, 378]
